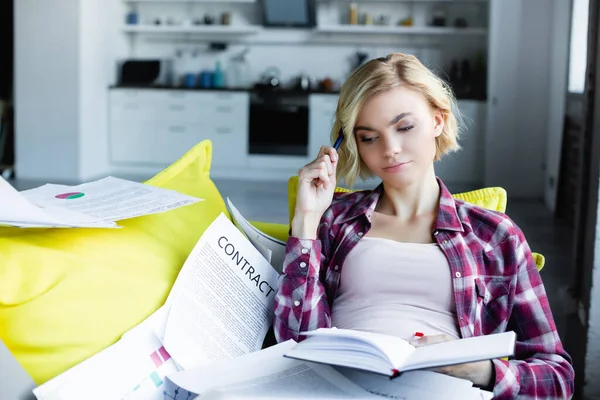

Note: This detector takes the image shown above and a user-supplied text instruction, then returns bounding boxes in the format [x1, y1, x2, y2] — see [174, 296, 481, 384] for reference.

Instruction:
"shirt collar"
[338, 178, 464, 233]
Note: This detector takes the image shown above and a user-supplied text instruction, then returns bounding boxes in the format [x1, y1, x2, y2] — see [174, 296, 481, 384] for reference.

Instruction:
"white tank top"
[331, 237, 460, 341]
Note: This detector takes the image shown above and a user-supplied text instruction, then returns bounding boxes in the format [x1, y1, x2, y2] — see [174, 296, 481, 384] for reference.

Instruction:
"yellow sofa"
[0, 140, 544, 385]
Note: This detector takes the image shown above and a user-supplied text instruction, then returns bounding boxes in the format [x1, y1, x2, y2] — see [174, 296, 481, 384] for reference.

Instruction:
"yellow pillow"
[0, 140, 228, 384]
[286, 176, 545, 271]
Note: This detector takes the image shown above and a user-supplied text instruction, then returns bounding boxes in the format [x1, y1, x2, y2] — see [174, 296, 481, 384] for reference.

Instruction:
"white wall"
[485, 0, 554, 199]
[544, 0, 572, 212]
[15, 0, 126, 182]
[79, 0, 127, 181]
[15, 0, 81, 182]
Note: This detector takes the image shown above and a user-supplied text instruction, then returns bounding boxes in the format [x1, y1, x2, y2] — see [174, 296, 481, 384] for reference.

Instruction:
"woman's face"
[354, 86, 444, 187]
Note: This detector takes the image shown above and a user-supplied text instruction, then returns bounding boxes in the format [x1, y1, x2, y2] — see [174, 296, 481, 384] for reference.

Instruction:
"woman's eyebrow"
[354, 112, 413, 133]
[388, 112, 412, 125]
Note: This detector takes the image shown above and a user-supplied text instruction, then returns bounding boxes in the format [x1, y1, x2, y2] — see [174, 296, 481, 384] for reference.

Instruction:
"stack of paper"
[0, 176, 202, 228]
[33, 213, 281, 400]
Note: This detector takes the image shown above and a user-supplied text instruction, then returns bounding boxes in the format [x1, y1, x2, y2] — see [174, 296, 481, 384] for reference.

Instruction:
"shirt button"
[433, 230, 439, 236]
[334, 265, 339, 271]
[357, 232, 364, 237]
[455, 272, 461, 278]
[442, 240, 448, 245]
[294, 300, 301, 307]
[484, 294, 491, 303]
[300, 262, 307, 268]
[301, 248, 309, 254]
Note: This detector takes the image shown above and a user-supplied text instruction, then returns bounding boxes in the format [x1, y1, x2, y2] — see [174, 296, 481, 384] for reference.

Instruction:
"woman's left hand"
[411, 334, 495, 388]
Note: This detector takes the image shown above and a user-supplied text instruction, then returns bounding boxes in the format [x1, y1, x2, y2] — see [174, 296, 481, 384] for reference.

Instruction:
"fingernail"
[413, 332, 424, 338]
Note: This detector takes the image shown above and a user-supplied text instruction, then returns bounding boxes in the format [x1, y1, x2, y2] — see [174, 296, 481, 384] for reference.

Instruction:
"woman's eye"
[397, 125, 414, 132]
[360, 137, 376, 143]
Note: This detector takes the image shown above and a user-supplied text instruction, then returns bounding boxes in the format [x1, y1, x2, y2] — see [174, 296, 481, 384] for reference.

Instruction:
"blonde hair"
[332, 53, 462, 187]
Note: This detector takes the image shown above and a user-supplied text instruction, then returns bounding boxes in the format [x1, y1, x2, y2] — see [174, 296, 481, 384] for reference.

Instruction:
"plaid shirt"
[274, 179, 574, 399]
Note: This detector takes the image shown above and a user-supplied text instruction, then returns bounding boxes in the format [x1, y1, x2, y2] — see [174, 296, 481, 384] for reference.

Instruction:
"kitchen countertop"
[109, 84, 487, 101]
[109, 84, 341, 95]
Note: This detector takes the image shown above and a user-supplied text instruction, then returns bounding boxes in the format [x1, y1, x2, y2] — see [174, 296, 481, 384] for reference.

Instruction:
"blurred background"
[0, 0, 598, 398]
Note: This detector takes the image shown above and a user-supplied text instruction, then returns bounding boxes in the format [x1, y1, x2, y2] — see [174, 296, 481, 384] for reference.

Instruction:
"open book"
[284, 328, 516, 377]
[0, 176, 201, 228]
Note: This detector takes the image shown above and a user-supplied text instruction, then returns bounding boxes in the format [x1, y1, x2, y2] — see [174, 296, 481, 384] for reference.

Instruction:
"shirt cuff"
[491, 358, 519, 398]
[283, 237, 322, 277]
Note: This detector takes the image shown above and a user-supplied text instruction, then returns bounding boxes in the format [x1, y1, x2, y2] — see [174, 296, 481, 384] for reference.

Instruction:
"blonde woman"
[273, 53, 574, 399]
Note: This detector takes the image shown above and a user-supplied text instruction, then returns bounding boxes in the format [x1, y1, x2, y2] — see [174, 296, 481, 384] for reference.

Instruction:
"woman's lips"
[383, 161, 411, 172]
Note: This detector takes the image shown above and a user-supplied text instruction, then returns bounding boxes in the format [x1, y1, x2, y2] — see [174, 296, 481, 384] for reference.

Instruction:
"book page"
[227, 198, 286, 273]
[293, 328, 414, 373]
[19, 176, 201, 225]
[162, 213, 280, 370]
[168, 340, 379, 399]
[402, 331, 516, 371]
[32, 310, 194, 400]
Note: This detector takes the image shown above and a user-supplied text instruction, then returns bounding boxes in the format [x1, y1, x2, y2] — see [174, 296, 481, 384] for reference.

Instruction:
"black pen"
[333, 129, 344, 150]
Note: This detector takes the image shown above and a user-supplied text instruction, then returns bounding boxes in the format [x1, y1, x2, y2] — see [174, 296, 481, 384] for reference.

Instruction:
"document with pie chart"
[0, 176, 202, 228]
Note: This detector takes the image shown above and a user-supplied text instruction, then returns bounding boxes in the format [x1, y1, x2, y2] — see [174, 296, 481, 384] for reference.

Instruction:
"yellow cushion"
[0, 140, 228, 384]
[286, 176, 545, 271]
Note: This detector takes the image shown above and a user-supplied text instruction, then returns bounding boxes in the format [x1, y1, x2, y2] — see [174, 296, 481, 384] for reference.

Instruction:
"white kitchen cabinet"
[109, 89, 249, 169]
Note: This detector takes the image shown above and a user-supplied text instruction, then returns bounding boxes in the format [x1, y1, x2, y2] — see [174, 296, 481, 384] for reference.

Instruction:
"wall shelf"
[122, 24, 261, 34]
[316, 25, 487, 35]
[316, 0, 488, 3]
[123, 0, 256, 3]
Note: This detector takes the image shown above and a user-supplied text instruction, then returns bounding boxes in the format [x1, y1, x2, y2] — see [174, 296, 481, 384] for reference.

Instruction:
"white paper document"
[0, 176, 201, 228]
[168, 340, 379, 399]
[227, 198, 287, 273]
[336, 368, 491, 400]
[32, 310, 195, 400]
[162, 213, 280, 370]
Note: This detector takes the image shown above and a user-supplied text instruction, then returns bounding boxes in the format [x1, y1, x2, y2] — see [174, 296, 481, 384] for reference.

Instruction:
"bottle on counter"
[213, 61, 224, 88]
[349, 3, 358, 25]
[227, 48, 251, 88]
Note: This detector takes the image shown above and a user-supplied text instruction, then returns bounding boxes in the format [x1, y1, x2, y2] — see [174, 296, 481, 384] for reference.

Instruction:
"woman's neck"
[377, 168, 441, 222]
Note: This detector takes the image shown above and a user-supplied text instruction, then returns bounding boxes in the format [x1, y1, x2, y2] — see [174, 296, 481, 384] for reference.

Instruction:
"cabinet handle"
[216, 127, 232, 134]
[168, 126, 186, 133]
[216, 106, 233, 113]
[169, 105, 186, 111]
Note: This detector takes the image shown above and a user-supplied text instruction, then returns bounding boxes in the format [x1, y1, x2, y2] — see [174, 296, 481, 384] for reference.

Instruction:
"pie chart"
[55, 192, 85, 200]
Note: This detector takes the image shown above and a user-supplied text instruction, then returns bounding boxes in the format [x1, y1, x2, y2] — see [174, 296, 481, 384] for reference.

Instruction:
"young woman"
[273, 53, 574, 399]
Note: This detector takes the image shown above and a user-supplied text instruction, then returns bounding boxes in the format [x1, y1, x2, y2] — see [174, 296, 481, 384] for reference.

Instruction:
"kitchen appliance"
[249, 90, 309, 156]
[261, 0, 316, 27]
[119, 59, 174, 86]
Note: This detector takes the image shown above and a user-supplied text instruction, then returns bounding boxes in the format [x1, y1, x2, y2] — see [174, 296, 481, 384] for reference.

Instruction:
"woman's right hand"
[292, 146, 338, 239]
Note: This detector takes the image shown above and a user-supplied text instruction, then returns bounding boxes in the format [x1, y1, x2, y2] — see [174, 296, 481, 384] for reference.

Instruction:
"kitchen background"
[11, 0, 563, 203]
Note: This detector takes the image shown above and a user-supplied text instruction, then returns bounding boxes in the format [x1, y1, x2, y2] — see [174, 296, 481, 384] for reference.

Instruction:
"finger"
[323, 146, 339, 163]
[321, 155, 333, 176]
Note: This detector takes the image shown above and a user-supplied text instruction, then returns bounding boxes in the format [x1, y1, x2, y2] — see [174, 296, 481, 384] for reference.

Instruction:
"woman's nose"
[383, 137, 402, 158]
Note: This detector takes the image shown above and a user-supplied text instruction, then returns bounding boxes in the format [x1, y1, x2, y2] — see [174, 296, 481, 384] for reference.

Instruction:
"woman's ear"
[433, 111, 445, 138]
